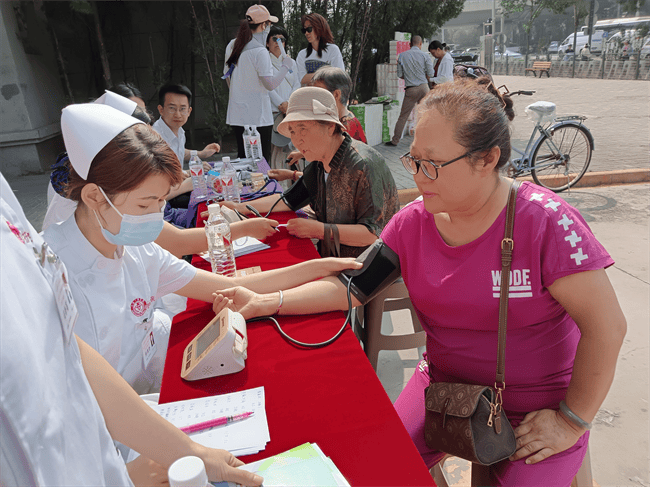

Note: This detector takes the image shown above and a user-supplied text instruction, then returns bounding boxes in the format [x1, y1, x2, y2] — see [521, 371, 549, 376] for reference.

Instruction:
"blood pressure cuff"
[281, 161, 318, 211]
[337, 239, 401, 305]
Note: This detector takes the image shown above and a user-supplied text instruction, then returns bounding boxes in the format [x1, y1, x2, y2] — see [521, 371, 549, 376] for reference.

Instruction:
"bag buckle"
[488, 382, 505, 433]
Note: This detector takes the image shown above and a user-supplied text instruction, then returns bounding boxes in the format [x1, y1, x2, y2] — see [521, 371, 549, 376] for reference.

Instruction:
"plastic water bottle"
[168, 456, 209, 487]
[243, 125, 253, 159]
[205, 204, 236, 277]
[206, 167, 221, 197]
[220, 156, 241, 204]
[188, 150, 208, 201]
[249, 126, 263, 160]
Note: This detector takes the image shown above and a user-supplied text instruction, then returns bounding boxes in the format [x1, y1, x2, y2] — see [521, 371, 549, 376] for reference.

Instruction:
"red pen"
[180, 411, 254, 434]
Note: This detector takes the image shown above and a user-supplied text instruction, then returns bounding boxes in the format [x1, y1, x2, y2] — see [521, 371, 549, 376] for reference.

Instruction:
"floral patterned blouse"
[300, 133, 399, 258]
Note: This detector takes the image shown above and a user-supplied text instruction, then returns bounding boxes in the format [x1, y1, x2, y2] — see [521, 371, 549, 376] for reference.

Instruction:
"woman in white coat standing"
[266, 25, 300, 171]
[296, 12, 345, 86]
[225, 4, 293, 162]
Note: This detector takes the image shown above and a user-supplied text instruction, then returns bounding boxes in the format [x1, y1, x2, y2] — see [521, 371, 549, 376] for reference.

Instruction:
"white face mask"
[94, 187, 165, 246]
[253, 23, 271, 45]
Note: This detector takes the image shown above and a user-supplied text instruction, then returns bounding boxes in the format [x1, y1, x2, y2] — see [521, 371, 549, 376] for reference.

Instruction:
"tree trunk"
[91, 1, 112, 89]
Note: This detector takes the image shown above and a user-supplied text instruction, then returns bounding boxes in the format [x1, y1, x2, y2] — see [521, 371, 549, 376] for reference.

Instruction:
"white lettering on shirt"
[545, 198, 562, 212]
[565, 231, 583, 248]
[491, 268, 533, 298]
[570, 248, 589, 265]
[557, 214, 574, 231]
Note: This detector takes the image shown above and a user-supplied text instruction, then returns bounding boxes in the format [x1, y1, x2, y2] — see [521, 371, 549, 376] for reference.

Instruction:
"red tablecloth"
[160, 211, 435, 486]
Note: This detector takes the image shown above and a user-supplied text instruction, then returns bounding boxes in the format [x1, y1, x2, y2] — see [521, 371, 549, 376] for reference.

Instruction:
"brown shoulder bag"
[423, 180, 521, 466]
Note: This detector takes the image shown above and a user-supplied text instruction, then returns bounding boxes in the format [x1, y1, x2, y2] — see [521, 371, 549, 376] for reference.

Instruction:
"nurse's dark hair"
[301, 13, 334, 57]
[65, 124, 184, 204]
[418, 78, 515, 170]
[227, 17, 262, 67]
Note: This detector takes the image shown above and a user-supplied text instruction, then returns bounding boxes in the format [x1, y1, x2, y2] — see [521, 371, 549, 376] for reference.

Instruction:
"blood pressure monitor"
[181, 308, 248, 381]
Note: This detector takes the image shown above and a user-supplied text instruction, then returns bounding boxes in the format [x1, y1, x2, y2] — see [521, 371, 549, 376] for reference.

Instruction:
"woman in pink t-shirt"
[215, 79, 626, 486]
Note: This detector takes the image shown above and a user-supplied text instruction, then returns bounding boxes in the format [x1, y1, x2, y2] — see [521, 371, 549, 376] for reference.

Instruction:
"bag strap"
[496, 180, 521, 387]
[322, 223, 341, 257]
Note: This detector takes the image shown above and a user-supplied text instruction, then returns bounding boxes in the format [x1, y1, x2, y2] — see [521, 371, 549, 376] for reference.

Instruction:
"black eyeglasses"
[271, 36, 286, 43]
[400, 149, 481, 180]
[301, 26, 313, 34]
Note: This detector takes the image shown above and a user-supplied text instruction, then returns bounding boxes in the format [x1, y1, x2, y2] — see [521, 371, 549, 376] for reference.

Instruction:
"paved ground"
[3, 75, 648, 487]
[373, 75, 650, 190]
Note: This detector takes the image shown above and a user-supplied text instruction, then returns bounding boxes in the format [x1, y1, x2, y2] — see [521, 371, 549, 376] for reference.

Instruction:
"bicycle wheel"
[530, 124, 592, 192]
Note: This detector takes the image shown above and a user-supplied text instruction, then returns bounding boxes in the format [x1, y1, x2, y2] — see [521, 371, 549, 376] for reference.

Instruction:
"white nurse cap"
[94, 90, 138, 115]
[61, 103, 143, 180]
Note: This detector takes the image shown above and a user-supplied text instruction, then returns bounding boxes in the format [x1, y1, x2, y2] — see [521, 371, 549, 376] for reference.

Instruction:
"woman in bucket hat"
[224, 87, 399, 258]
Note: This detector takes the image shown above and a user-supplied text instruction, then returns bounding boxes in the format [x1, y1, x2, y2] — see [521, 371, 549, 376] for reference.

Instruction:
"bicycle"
[504, 88, 594, 192]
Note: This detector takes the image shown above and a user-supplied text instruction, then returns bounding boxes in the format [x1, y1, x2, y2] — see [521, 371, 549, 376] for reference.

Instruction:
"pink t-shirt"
[381, 182, 613, 419]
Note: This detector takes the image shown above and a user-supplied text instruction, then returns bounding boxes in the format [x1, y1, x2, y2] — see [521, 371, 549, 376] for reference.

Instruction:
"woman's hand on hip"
[510, 409, 586, 465]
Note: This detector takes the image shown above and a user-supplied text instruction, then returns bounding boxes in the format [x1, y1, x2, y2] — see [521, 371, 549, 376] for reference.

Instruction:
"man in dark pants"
[386, 36, 434, 147]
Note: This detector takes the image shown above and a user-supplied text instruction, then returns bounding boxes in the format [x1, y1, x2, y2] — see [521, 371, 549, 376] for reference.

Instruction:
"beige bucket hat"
[277, 87, 345, 138]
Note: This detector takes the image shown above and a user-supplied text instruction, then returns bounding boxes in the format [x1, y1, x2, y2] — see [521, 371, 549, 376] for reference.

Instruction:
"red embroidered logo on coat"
[5, 219, 32, 244]
[130, 296, 155, 317]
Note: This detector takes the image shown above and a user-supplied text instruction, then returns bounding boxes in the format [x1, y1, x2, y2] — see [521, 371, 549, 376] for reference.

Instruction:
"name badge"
[33, 241, 78, 344]
[141, 322, 157, 369]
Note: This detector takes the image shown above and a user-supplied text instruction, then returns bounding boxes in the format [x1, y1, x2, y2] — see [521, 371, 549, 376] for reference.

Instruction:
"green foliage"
[282, 0, 464, 102]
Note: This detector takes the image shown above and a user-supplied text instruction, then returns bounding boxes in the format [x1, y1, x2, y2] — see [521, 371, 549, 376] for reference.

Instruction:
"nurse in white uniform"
[43, 103, 361, 395]
[0, 173, 263, 487]
[225, 4, 294, 162]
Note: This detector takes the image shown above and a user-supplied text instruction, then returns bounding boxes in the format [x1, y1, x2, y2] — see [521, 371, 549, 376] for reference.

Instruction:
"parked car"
[558, 30, 604, 56]
[494, 48, 523, 59]
[548, 41, 559, 54]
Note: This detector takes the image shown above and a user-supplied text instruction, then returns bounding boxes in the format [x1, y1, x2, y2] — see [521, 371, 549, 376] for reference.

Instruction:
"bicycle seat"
[525, 101, 556, 124]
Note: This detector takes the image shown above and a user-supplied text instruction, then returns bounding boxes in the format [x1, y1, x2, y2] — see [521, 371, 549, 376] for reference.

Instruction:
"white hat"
[277, 87, 345, 138]
[94, 90, 137, 115]
[245, 4, 278, 24]
[61, 104, 143, 180]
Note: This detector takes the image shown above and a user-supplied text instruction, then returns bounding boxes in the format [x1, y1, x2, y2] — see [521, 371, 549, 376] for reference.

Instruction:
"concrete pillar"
[0, 2, 66, 177]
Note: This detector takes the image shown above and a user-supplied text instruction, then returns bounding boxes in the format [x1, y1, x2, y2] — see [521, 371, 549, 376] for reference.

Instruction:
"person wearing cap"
[266, 25, 300, 172]
[43, 102, 361, 395]
[225, 4, 293, 162]
[223, 87, 399, 259]
[0, 173, 265, 487]
[296, 13, 345, 87]
[580, 43, 591, 60]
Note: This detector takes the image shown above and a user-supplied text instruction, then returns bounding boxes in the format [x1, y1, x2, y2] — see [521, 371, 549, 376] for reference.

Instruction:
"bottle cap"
[190, 150, 198, 157]
[168, 456, 208, 487]
[222, 156, 230, 163]
[207, 203, 221, 215]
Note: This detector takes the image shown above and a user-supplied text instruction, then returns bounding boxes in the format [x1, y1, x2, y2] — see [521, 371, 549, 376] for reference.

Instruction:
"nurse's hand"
[213, 287, 272, 320]
[126, 455, 169, 487]
[200, 447, 263, 486]
[238, 218, 279, 240]
[509, 408, 586, 465]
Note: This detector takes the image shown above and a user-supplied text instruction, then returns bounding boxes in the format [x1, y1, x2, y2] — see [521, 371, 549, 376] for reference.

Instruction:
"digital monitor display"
[195, 318, 223, 357]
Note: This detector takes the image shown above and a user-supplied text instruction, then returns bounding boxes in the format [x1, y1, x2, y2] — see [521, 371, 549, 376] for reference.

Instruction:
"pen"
[180, 411, 254, 434]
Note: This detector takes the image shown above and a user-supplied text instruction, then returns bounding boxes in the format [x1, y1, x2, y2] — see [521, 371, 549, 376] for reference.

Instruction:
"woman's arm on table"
[156, 220, 279, 258]
[76, 336, 263, 486]
[510, 268, 626, 464]
[214, 275, 362, 320]
[221, 194, 291, 216]
[285, 219, 378, 247]
[175, 257, 362, 303]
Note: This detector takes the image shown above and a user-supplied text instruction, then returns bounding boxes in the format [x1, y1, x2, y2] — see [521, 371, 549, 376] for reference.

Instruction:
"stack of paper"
[200, 237, 270, 262]
[152, 387, 270, 456]
[215, 443, 350, 487]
